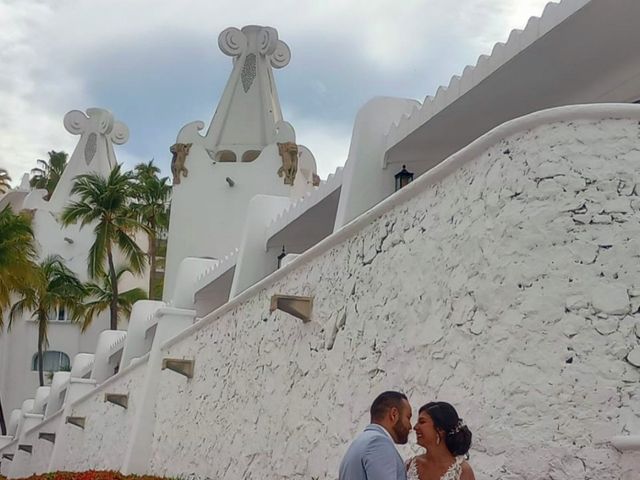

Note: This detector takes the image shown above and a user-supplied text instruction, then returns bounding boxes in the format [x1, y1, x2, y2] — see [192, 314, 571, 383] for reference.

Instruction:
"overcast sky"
[0, 0, 551, 182]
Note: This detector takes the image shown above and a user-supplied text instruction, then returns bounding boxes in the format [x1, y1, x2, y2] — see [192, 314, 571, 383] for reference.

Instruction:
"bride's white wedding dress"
[406, 455, 464, 480]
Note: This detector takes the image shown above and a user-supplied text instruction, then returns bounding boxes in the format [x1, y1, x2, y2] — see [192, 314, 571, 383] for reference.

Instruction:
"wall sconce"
[277, 246, 286, 269]
[226, 177, 235, 187]
[394, 165, 414, 191]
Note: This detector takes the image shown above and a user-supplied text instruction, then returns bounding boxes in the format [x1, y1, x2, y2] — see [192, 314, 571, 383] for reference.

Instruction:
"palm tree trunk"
[37, 325, 45, 386]
[148, 231, 157, 299]
[0, 394, 6, 435]
[107, 245, 119, 331]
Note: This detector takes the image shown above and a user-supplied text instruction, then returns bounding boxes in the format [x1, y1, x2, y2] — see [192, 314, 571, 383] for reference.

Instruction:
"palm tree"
[81, 266, 147, 331]
[133, 159, 160, 181]
[0, 206, 37, 320]
[132, 161, 171, 299]
[0, 168, 11, 194]
[9, 255, 85, 386]
[30, 151, 68, 199]
[0, 205, 37, 435]
[61, 165, 147, 330]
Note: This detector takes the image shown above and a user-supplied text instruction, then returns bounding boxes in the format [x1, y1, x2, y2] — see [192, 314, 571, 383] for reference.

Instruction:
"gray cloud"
[0, 0, 550, 181]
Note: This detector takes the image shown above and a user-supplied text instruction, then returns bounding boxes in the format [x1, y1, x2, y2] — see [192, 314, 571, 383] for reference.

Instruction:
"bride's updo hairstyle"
[420, 401, 472, 456]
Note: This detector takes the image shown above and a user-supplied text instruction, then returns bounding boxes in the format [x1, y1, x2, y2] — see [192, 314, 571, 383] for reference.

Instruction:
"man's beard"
[393, 422, 409, 444]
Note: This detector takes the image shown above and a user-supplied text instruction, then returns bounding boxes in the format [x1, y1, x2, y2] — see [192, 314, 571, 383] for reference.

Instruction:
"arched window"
[241, 150, 261, 162]
[216, 150, 237, 162]
[31, 351, 71, 372]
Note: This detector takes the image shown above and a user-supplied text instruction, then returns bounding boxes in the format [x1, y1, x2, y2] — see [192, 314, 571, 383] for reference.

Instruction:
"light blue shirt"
[339, 424, 407, 480]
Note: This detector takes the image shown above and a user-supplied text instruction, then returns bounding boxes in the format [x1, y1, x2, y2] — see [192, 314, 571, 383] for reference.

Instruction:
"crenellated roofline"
[384, 0, 591, 151]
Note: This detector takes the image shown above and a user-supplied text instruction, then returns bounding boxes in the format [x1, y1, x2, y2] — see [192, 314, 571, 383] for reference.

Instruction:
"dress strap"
[441, 456, 464, 480]
[405, 456, 420, 480]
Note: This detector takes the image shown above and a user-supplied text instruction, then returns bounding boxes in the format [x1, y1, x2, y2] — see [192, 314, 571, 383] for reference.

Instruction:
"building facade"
[1, 1, 640, 478]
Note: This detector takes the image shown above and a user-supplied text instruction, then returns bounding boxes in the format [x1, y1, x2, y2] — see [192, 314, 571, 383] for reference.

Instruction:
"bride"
[406, 401, 476, 480]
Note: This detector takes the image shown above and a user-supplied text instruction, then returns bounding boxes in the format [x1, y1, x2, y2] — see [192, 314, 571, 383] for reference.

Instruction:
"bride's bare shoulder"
[460, 461, 475, 480]
[405, 455, 418, 466]
[405, 454, 425, 469]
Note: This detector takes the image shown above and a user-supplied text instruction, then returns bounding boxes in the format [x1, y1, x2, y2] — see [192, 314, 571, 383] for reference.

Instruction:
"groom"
[339, 391, 412, 480]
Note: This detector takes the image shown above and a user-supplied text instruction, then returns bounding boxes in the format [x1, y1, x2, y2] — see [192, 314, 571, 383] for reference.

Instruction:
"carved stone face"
[170, 143, 192, 156]
[170, 143, 193, 184]
[277, 142, 299, 185]
[278, 142, 298, 160]
[284, 143, 298, 156]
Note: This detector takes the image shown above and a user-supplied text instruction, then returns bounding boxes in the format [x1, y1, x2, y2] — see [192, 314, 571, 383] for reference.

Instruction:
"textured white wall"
[52, 359, 147, 472]
[139, 117, 640, 479]
[163, 144, 292, 300]
[30, 414, 62, 475]
[26, 111, 640, 479]
[7, 412, 62, 478]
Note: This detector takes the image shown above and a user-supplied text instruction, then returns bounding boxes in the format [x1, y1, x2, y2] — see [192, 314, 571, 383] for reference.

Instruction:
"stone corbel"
[18, 444, 32, 454]
[270, 294, 313, 322]
[38, 432, 56, 443]
[104, 393, 129, 409]
[65, 416, 86, 429]
[161, 358, 195, 379]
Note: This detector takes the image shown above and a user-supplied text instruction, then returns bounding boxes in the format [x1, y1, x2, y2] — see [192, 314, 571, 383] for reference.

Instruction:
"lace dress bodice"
[406, 455, 464, 480]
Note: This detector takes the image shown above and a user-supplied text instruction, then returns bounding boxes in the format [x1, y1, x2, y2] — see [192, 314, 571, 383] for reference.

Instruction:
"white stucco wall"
[133, 112, 640, 479]
[0, 315, 107, 415]
[334, 96, 419, 230]
[163, 143, 294, 300]
[6, 410, 63, 478]
[50, 358, 148, 472]
[29, 412, 63, 475]
[17, 107, 640, 479]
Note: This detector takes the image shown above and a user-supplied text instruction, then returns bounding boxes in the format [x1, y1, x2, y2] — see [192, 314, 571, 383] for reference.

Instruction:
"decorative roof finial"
[177, 26, 291, 151]
[64, 108, 129, 162]
[46, 108, 128, 211]
[218, 26, 291, 70]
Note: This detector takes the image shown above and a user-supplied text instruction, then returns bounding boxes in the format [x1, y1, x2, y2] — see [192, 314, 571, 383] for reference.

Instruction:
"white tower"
[163, 25, 318, 299]
[0, 108, 133, 415]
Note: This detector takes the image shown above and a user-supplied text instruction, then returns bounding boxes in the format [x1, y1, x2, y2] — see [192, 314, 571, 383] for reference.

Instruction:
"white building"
[0, 109, 146, 418]
[1, 1, 640, 478]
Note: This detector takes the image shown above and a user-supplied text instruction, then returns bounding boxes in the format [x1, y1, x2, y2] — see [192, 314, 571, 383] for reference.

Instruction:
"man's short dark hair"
[370, 391, 408, 421]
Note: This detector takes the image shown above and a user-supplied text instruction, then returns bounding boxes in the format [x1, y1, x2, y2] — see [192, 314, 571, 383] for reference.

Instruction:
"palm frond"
[114, 229, 147, 274]
[117, 287, 148, 318]
[61, 200, 99, 227]
[88, 223, 108, 279]
[0, 206, 37, 323]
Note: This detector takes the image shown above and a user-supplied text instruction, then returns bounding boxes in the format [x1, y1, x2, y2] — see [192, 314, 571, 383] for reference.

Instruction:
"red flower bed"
[0, 472, 171, 480]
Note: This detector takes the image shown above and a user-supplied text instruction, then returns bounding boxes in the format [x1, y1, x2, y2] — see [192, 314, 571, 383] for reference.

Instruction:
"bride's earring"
[436, 434, 440, 445]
